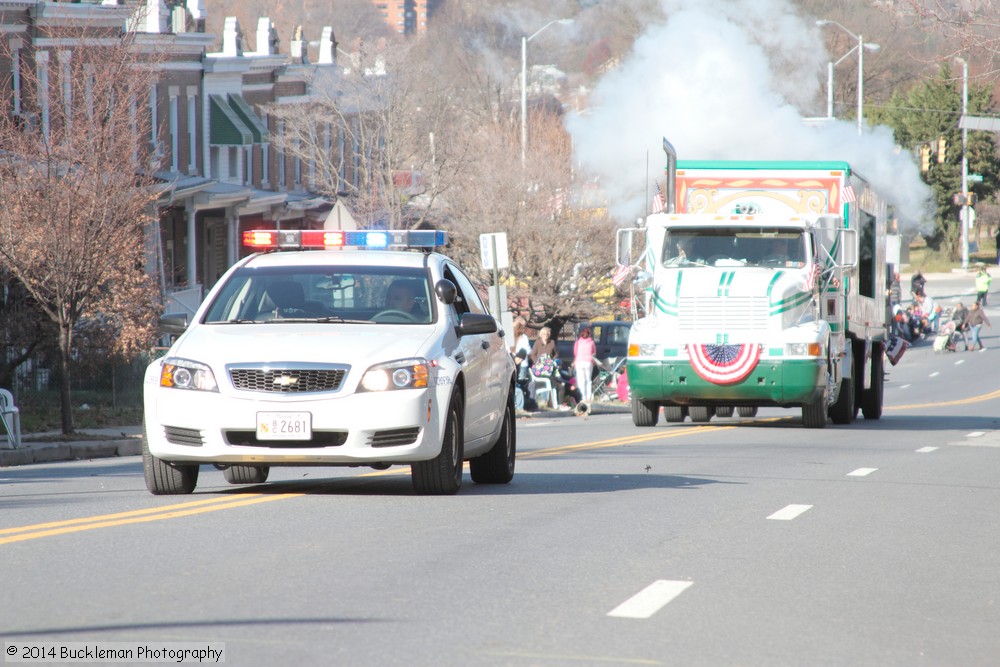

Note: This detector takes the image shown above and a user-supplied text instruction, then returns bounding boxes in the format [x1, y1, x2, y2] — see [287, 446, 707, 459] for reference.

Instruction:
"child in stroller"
[933, 320, 967, 353]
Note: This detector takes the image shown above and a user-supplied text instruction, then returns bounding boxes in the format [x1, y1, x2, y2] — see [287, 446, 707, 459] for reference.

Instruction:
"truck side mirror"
[616, 228, 635, 266]
[840, 229, 859, 269]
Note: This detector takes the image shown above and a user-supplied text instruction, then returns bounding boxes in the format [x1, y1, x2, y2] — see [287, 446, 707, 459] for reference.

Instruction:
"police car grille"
[224, 430, 348, 448]
[163, 425, 204, 446]
[369, 427, 421, 447]
[230, 369, 346, 393]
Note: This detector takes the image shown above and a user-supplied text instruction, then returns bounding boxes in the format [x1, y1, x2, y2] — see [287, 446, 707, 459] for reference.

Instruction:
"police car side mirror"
[435, 279, 457, 305]
[159, 313, 190, 336]
[457, 312, 498, 336]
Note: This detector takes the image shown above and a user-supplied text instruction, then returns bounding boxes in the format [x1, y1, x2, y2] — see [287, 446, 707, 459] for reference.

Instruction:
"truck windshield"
[662, 227, 806, 268]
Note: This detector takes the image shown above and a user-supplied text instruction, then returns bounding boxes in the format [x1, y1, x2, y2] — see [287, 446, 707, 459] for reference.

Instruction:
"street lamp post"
[816, 19, 880, 135]
[957, 57, 969, 270]
[521, 18, 573, 168]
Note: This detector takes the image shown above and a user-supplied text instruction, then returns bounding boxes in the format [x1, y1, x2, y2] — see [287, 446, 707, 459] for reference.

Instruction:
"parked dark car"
[555, 320, 632, 365]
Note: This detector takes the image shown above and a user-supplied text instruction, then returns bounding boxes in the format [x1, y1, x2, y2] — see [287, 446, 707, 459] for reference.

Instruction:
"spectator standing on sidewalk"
[975, 265, 992, 306]
[963, 301, 992, 350]
[573, 326, 597, 404]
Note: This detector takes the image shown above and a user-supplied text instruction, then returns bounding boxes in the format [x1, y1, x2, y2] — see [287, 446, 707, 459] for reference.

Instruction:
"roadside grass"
[902, 238, 997, 273]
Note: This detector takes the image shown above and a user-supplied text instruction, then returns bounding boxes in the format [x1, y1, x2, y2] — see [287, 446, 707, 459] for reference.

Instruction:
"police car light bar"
[242, 229, 447, 251]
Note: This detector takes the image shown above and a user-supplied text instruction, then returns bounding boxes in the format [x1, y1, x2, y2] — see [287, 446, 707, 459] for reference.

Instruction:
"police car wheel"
[222, 465, 270, 485]
[372, 309, 418, 323]
[412, 395, 464, 495]
[142, 424, 198, 495]
[470, 390, 516, 484]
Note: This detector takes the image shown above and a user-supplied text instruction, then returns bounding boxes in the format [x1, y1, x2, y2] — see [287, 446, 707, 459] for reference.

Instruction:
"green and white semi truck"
[619, 139, 890, 428]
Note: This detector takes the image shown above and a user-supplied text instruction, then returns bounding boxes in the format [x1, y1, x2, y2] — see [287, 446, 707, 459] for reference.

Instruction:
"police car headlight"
[360, 359, 430, 392]
[159, 358, 219, 392]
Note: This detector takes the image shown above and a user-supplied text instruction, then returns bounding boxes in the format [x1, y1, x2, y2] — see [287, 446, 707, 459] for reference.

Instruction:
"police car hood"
[175, 323, 437, 367]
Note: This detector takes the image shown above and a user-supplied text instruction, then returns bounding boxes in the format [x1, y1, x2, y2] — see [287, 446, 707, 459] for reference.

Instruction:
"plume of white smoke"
[566, 0, 933, 234]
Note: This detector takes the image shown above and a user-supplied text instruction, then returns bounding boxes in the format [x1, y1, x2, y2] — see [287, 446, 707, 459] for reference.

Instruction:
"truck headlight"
[160, 358, 219, 392]
[785, 342, 823, 357]
[360, 358, 430, 392]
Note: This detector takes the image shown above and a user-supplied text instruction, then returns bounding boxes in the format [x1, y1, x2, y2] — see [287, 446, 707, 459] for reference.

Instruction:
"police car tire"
[142, 425, 198, 495]
[411, 395, 464, 495]
[632, 397, 659, 427]
[223, 465, 270, 485]
[470, 391, 516, 484]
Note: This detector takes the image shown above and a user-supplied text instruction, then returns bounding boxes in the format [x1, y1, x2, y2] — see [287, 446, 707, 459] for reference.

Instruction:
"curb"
[0, 438, 141, 467]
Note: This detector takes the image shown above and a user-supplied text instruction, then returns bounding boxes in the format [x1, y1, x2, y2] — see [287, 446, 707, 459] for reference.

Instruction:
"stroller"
[933, 320, 966, 353]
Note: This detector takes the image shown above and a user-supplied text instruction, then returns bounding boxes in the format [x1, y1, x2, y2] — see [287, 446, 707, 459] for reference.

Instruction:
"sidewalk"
[0, 426, 142, 467]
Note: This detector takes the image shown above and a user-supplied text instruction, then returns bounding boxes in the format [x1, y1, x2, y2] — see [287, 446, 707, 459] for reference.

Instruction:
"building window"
[169, 90, 179, 172]
[186, 90, 197, 174]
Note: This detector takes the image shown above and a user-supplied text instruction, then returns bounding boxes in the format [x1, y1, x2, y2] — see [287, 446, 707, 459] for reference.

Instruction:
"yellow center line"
[0, 494, 303, 545]
[886, 387, 1000, 411]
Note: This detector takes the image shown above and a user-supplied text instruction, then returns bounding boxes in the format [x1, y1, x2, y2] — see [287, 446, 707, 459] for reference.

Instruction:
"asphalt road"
[2, 273, 999, 667]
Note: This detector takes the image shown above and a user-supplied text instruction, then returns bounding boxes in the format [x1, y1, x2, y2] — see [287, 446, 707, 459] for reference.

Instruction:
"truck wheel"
[142, 424, 199, 495]
[470, 391, 516, 484]
[664, 406, 685, 422]
[632, 397, 659, 427]
[737, 406, 758, 418]
[689, 406, 712, 423]
[223, 465, 270, 484]
[829, 366, 855, 425]
[715, 406, 735, 418]
[802, 399, 827, 428]
[861, 344, 884, 420]
[412, 394, 464, 495]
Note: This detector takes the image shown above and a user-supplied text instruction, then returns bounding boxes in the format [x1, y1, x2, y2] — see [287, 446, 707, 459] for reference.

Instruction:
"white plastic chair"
[0, 388, 21, 449]
[531, 375, 558, 410]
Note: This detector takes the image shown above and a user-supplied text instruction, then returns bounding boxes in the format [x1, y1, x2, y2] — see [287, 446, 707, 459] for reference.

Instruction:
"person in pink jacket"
[574, 326, 597, 403]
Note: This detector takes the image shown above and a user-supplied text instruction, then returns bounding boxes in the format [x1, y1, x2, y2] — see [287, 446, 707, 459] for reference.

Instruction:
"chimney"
[317, 27, 336, 65]
[221, 17, 243, 57]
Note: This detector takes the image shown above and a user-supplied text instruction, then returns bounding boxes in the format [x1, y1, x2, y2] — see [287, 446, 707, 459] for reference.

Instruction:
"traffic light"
[937, 136, 947, 163]
[921, 145, 931, 172]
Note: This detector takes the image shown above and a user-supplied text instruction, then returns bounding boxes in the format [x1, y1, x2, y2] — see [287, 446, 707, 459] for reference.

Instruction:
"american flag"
[652, 182, 666, 214]
[842, 184, 857, 203]
[613, 249, 632, 288]
[803, 257, 822, 291]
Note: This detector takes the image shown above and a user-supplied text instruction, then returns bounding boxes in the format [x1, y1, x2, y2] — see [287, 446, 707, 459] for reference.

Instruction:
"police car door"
[443, 264, 496, 443]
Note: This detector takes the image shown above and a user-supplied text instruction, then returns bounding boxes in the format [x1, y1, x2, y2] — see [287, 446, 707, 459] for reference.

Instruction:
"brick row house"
[1, 0, 364, 315]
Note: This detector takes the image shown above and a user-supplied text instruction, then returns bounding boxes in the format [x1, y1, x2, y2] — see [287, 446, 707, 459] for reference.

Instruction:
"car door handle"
[481, 341, 490, 350]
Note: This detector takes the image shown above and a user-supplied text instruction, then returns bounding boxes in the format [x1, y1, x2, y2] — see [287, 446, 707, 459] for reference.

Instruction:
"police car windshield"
[202, 266, 433, 325]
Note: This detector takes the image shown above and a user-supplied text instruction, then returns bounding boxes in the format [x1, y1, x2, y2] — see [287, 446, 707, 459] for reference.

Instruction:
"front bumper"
[627, 357, 826, 406]
[144, 385, 443, 465]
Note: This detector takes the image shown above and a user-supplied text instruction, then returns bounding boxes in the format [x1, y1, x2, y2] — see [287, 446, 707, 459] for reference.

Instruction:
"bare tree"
[0, 22, 160, 433]
[902, 0, 1000, 80]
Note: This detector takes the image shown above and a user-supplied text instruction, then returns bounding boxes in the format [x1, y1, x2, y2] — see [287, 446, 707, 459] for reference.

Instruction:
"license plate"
[256, 412, 312, 440]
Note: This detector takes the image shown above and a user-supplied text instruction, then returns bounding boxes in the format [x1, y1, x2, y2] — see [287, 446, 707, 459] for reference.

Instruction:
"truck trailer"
[618, 139, 890, 428]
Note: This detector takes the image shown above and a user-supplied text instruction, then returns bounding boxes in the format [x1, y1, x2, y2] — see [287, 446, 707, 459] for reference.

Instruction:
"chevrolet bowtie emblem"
[273, 375, 298, 387]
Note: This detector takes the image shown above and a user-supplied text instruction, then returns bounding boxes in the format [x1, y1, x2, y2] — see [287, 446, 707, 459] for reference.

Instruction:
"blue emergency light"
[242, 229, 447, 251]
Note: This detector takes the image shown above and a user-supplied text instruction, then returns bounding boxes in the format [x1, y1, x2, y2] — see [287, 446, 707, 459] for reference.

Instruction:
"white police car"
[143, 229, 516, 495]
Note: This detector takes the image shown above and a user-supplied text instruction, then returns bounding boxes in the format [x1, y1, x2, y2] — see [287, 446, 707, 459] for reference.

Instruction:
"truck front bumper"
[627, 358, 826, 406]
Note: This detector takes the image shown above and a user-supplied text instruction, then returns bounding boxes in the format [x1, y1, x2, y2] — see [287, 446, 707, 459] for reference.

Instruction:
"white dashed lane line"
[847, 468, 878, 477]
[929, 372, 940, 378]
[767, 504, 813, 521]
[607, 580, 694, 619]
[916, 446, 939, 453]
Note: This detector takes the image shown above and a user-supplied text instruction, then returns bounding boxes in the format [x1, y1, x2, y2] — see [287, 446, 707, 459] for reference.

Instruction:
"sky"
[564, 0, 934, 233]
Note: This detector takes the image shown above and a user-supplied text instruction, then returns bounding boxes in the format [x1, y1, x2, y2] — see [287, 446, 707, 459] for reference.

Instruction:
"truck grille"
[229, 367, 348, 393]
[678, 296, 769, 332]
